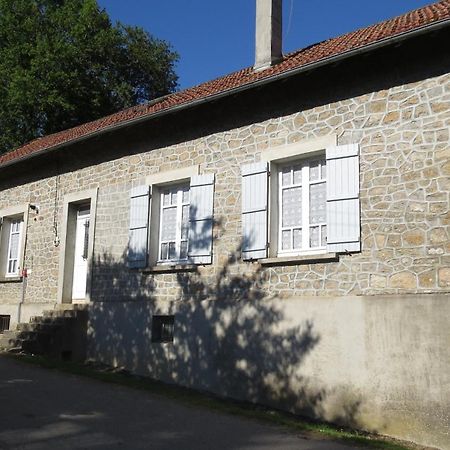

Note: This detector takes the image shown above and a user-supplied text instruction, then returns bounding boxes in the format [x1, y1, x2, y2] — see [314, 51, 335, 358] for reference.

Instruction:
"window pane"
[309, 182, 326, 224]
[310, 226, 320, 247]
[282, 187, 302, 227]
[281, 230, 291, 250]
[293, 228, 302, 249]
[8, 233, 19, 260]
[182, 187, 190, 203]
[160, 243, 169, 260]
[161, 207, 177, 241]
[321, 162, 326, 179]
[310, 161, 320, 181]
[168, 242, 177, 260]
[293, 164, 302, 184]
[281, 167, 291, 186]
[171, 190, 178, 204]
[181, 205, 189, 240]
[8, 260, 17, 274]
[180, 241, 188, 259]
[321, 225, 327, 247]
[161, 322, 174, 341]
[163, 191, 170, 206]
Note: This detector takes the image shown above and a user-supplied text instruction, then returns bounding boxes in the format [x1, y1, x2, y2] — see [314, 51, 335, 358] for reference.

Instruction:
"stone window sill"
[259, 253, 338, 267]
[141, 264, 199, 274]
[0, 276, 23, 283]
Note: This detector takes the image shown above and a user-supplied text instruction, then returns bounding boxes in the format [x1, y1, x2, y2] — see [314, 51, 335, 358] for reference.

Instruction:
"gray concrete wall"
[87, 293, 450, 450]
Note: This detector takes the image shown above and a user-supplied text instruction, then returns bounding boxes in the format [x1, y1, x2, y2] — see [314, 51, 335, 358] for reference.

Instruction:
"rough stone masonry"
[0, 26, 449, 450]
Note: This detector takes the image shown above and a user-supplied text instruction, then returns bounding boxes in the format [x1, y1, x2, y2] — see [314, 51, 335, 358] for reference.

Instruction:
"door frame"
[57, 188, 98, 304]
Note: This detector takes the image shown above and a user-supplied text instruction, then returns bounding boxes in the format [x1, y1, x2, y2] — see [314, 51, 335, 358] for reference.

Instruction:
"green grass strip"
[6, 353, 414, 450]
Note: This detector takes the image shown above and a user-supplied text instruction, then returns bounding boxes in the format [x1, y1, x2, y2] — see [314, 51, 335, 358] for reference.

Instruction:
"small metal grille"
[151, 316, 175, 343]
[0, 315, 11, 333]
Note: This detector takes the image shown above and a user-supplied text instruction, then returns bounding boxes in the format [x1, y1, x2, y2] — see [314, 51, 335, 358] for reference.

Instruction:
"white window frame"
[0, 204, 29, 281]
[146, 165, 200, 267]
[5, 218, 23, 277]
[278, 157, 327, 257]
[158, 183, 190, 264]
[261, 135, 337, 259]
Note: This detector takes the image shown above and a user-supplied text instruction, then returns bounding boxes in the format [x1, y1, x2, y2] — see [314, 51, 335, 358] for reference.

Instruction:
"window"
[0, 208, 27, 279]
[158, 184, 190, 262]
[278, 158, 327, 255]
[127, 170, 215, 269]
[6, 218, 23, 276]
[241, 140, 361, 261]
[151, 315, 175, 343]
[0, 315, 10, 333]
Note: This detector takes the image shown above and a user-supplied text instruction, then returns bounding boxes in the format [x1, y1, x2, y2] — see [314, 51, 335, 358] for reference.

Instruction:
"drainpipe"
[17, 268, 27, 323]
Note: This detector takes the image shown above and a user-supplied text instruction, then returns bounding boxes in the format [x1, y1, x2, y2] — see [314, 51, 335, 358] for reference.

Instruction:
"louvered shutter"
[326, 144, 361, 253]
[241, 161, 268, 260]
[188, 174, 215, 264]
[127, 185, 150, 268]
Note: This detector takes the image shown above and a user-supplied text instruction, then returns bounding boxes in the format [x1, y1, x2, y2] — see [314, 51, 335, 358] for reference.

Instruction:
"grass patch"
[6, 353, 415, 450]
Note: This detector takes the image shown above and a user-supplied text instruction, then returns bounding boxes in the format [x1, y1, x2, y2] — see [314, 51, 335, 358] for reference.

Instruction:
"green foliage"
[0, 0, 178, 154]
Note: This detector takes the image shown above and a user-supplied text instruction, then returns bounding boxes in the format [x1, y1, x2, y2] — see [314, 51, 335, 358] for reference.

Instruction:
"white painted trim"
[5, 219, 23, 277]
[265, 138, 332, 259]
[146, 165, 199, 186]
[57, 188, 98, 304]
[261, 134, 337, 163]
[277, 159, 327, 256]
[0, 203, 29, 280]
[147, 165, 199, 267]
[0, 204, 29, 218]
[157, 184, 190, 263]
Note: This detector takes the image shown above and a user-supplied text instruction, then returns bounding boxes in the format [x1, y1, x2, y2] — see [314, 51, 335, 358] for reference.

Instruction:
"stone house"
[0, 0, 449, 448]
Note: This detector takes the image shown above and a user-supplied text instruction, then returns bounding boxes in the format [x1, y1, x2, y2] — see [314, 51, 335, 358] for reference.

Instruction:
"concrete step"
[30, 316, 65, 325]
[4, 347, 23, 354]
[2, 304, 88, 360]
[0, 336, 27, 349]
[16, 321, 63, 332]
[43, 310, 80, 319]
[1, 330, 18, 338]
[17, 330, 56, 340]
[54, 304, 89, 312]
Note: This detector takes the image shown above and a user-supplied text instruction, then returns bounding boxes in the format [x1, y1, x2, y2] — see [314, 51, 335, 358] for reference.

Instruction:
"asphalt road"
[0, 356, 361, 450]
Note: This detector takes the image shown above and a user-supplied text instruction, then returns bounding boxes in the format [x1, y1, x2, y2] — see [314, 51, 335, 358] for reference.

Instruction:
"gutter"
[1, 18, 449, 170]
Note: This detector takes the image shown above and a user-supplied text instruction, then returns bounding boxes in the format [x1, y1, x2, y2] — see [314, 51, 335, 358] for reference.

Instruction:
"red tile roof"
[1, 0, 449, 168]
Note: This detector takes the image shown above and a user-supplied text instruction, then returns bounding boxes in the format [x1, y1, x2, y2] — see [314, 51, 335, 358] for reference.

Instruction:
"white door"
[72, 206, 90, 300]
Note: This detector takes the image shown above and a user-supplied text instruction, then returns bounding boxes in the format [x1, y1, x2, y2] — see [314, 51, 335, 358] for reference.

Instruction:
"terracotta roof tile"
[1, 0, 449, 167]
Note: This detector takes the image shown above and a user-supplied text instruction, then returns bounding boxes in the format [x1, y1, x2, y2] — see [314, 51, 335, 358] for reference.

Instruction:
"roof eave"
[1, 17, 449, 170]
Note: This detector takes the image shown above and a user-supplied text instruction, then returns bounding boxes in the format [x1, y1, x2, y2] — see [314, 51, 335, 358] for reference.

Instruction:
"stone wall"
[0, 33, 448, 307]
[4, 70, 448, 308]
[0, 32, 449, 448]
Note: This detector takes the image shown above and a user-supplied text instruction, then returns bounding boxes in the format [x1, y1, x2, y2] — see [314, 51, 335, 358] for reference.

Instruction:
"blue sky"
[98, 0, 434, 90]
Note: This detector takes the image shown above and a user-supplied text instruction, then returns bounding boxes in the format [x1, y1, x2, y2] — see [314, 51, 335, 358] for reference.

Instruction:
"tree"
[0, 0, 179, 154]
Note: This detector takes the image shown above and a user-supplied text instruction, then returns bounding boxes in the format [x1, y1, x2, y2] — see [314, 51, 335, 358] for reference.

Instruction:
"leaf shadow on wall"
[88, 216, 365, 431]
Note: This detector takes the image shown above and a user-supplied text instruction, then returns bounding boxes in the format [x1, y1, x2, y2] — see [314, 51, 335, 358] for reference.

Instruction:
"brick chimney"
[254, 0, 283, 71]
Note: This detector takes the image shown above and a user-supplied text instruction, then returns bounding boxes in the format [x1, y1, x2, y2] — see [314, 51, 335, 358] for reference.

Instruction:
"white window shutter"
[326, 144, 361, 253]
[128, 185, 150, 268]
[188, 174, 215, 264]
[241, 161, 268, 260]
